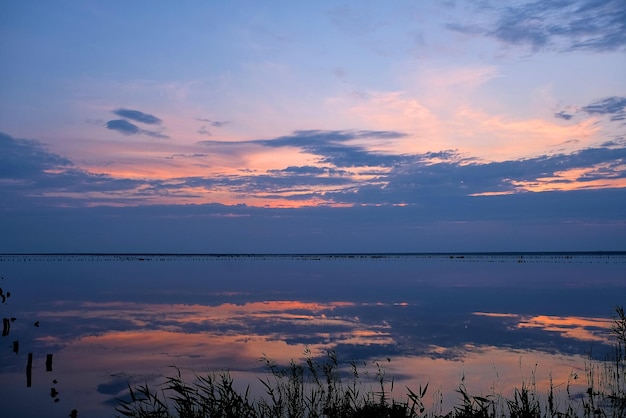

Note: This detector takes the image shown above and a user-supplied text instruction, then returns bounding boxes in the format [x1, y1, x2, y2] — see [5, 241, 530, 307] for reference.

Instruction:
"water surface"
[0, 253, 624, 417]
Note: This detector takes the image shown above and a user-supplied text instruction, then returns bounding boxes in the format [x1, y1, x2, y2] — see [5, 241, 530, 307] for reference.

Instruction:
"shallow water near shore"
[0, 253, 624, 417]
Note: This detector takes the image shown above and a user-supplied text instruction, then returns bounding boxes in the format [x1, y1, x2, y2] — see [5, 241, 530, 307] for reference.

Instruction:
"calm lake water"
[0, 253, 624, 417]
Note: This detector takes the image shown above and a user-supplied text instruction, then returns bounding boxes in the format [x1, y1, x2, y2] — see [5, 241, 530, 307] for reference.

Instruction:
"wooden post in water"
[26, 353, 33, 387]
[46, 354, 53, 372]
[2, 317, 9, 336]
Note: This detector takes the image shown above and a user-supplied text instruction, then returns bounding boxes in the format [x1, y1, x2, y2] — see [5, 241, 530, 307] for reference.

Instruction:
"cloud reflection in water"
[474, 312, 613, 344]
[28, 298, 614, 385]
[1, 254, 624, 417]
[34, 300, 395, 364]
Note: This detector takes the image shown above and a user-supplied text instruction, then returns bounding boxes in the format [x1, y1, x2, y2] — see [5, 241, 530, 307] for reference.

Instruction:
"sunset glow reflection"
[474, 312, 613, 343]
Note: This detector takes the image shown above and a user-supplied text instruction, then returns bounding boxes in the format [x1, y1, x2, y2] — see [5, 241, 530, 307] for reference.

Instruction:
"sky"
[1, 0, 625, 252]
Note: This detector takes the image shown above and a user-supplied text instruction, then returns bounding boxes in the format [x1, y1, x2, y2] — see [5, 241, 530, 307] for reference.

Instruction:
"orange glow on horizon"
[42, 188, 359, 208]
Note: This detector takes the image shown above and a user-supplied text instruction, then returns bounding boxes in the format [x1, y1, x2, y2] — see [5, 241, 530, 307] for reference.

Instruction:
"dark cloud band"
[2, 130, 625, 212]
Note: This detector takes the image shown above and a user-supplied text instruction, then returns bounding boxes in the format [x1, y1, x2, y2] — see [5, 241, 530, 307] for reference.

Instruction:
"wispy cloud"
[581, 96, 626, 121]
[196, 118, 230, 128]
[106, 119, 169, 139]
[112, 108, 162, 125]
[106, 119, 140, 135]
[105, 108, 169, 139]
[555, 96, 626, 122]
[195, 118, 230, 137]
[554, 111, 574, 120]
[448, 0, 626, 52]
[197, 126, 212, 136]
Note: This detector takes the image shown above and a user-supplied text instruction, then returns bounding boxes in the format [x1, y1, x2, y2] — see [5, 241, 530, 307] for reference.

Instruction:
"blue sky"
[1, 0, 625, 252]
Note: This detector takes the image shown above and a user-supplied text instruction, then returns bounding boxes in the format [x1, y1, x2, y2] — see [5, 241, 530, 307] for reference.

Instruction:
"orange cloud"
[452, 109, 600, 161]
[336, 91, 446, 154]
[509, 162, 626, 192]
[334, 87, 602, 165]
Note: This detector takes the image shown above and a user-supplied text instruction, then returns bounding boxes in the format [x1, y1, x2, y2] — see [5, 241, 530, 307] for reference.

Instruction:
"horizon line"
[1, 251, 625, 257]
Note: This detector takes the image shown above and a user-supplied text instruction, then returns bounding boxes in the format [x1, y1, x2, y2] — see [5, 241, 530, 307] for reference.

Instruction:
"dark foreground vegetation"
[116, 307, 626, 418]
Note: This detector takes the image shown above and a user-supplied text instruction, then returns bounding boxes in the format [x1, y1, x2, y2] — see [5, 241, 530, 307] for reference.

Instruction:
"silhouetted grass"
[116, 307, 626, 418]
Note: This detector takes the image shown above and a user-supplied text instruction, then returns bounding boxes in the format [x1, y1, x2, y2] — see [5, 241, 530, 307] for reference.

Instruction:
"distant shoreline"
[1, 251, 625, 261]
[1, 251, 625, 256]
